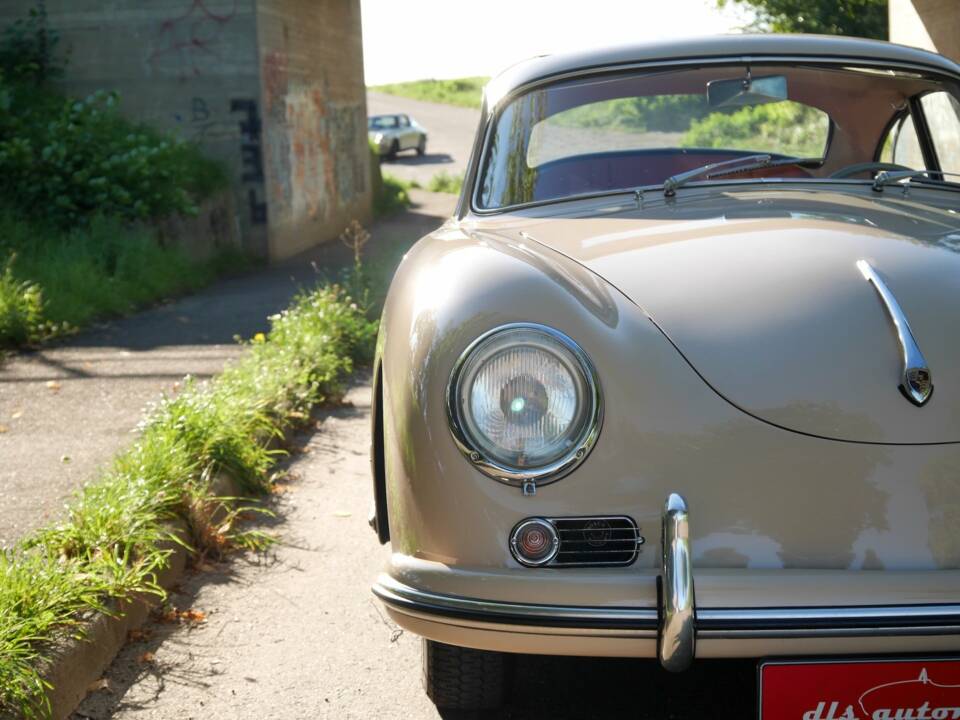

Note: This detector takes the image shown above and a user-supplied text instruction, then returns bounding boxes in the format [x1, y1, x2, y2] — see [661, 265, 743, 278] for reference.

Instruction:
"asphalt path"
[73, 380, 756, 720]
[0, 191, 454, 547]
[367, 91, 481, 187]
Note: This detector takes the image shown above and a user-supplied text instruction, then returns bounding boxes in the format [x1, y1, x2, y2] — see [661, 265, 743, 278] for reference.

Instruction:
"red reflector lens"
[511, 519, 558, 566]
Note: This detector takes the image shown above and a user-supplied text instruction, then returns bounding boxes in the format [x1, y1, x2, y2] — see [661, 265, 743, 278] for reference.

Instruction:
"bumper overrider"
[372, 494, 960, 666]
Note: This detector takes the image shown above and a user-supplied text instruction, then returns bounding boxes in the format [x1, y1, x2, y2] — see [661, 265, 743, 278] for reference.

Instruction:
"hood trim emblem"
[856, 260, 933, 407]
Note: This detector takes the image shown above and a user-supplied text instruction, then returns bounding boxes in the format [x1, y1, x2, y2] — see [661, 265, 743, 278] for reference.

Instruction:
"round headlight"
[448, 324, 602, 484]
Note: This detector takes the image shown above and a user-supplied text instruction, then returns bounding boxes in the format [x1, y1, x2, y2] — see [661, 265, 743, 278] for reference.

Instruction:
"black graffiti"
[247, 188, 268, 225]
[230, 98, 267, 225]
[191, 97, 210, 122]
[231, 98, 262, 141]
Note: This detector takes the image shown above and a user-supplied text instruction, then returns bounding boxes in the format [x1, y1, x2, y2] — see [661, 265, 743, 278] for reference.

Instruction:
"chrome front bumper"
[372, 494, 960, 665]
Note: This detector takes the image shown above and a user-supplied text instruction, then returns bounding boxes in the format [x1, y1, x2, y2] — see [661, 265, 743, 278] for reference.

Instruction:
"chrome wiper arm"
[872, 169, 932, 192]
[873, 169, 960, 192]
[663, 154, 772, 197]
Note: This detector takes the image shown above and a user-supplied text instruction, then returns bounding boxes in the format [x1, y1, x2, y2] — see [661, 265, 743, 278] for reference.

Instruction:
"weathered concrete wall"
[256, 0, 371, 261]
[0, 0, 371, 261]
[890, 0, 960, 63]
[0, 1, 270, 256]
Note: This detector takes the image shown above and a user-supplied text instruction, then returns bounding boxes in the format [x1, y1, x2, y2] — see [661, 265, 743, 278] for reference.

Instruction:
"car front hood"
[492, 188, 960, 444]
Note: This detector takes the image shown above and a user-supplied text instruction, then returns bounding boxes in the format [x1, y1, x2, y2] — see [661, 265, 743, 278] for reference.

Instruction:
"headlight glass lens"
[453, 326, 599, 472]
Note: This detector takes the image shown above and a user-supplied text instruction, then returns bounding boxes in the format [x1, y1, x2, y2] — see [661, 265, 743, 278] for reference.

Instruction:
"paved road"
[367, 91, 481, 187]
[73, 380, 756, 720]
[0, 190, 454, 546]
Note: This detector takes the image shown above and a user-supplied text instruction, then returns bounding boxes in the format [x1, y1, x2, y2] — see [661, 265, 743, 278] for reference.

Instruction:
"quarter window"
[880, 113, 924, 168]
[920, 91, 960, 174]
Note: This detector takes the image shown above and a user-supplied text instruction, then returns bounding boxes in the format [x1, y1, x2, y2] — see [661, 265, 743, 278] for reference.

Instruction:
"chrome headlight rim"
[446, 322, 603, 486]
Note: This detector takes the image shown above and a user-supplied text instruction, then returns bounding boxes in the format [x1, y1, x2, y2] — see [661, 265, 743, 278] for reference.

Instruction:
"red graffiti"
[149, 0, 236, 80]
[261, 51, 289, 113]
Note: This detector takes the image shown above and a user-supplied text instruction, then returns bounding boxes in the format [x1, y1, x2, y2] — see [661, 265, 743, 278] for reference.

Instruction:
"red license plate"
[760, 658, 960, 720]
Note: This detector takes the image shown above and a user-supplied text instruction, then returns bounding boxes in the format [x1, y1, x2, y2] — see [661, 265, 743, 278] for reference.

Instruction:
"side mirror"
[707, 74, 788, 108]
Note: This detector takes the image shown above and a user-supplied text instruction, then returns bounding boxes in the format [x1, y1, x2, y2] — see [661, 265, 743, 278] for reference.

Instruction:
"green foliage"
[554, 95, 710, 133]
[371, 76, 489, 109]
[717, 0, 888, 39]
[0, 3, 65, 83]
[0, 85, 228, 227]
[0, 282, 376, 716]
[374, 172, 415, 218]
[0, 211, 238, 350]
[427, 171, 464, 194]
[0, 257, 51, 348]
[681, 101, 829, 158]
[368, 140, 414, 218]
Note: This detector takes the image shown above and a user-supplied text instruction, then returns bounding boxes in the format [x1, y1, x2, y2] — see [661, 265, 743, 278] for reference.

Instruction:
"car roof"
[485, 34, 960, 107]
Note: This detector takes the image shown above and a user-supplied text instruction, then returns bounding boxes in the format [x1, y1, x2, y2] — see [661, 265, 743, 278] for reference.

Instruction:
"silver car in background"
[368, 113, 427, 158]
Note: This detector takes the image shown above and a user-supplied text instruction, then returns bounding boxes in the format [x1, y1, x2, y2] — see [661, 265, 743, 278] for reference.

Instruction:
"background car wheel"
[388, 139, 399, 159]
[422, 638, 508, 710]
[417, 135, 426, 156]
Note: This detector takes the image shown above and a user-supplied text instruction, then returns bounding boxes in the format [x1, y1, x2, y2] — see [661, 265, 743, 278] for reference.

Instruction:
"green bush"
[681, 102, 829, 158]
[0, 3, 65, 84]
[0, 258, 48, 348]
[554, 95, 711, 133]
[0, 84, 227, 227]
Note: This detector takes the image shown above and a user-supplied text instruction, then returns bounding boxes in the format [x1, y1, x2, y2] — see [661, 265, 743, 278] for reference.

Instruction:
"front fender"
[376, 223, 720, 567]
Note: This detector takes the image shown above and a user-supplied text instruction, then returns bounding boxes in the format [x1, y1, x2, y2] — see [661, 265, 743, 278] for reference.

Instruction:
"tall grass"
[0, 283, 377, 717]
[0, 211, 244, 350]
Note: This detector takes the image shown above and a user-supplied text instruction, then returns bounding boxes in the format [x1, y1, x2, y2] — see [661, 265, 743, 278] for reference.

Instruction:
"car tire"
[422, 638, 508, 710]
[388, 140, 399, 159]
[417, 135, 426, 156]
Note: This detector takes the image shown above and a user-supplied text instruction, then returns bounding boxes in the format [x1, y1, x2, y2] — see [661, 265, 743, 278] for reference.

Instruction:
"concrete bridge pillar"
[0, 0, 371, 261]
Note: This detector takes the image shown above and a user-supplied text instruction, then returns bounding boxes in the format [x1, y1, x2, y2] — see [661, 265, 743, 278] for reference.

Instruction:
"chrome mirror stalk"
[659, 493, 696, 672]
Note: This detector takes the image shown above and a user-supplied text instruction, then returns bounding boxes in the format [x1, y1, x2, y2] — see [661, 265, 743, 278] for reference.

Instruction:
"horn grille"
[544, 516, 643, 567]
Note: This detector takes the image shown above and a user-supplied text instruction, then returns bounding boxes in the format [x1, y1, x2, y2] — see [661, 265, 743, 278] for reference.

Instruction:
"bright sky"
[360, 0, 753, 85]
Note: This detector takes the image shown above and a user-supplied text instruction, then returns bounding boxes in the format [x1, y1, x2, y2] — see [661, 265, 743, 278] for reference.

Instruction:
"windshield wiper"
[663, 154, 772, 197]
[871, 169, 960, 192]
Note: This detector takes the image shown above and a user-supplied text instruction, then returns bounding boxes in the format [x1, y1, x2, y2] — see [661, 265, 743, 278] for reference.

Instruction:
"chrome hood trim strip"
[856, 259, 934, 406]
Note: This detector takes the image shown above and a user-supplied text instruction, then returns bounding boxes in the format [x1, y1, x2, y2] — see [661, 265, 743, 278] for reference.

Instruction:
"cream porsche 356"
[369, 35, 960, 713]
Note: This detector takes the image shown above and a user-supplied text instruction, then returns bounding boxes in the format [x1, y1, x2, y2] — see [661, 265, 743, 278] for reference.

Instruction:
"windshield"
[368, 116, 398, 130]
[477, 63, 959, 209]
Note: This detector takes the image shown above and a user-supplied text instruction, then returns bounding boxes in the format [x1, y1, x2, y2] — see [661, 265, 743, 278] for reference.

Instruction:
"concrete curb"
[36, 474, 242, 720]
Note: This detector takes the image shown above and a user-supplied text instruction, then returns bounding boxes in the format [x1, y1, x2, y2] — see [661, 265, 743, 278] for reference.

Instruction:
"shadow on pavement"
[381, 152, 455, 167]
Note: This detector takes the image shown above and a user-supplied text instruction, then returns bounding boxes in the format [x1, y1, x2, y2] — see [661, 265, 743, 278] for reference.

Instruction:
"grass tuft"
[371, 76, 488, 109]
[427, 171, 464, 195]
[0, 282, 377, 717]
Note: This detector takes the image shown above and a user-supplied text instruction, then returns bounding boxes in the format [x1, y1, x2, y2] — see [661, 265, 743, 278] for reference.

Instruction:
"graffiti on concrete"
[230, 98, 268, 225]
[261, 51, 289, 114]
[191, 97, 211, 122]
[171, 97, 235, 143]
[149, 0, 237, 80]
[259, 53, 367, 227]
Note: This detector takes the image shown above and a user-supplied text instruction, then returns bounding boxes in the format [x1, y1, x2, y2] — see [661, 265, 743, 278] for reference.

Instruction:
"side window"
[398, 115, 410, 128]
[880, 113, 924, 169]
[920, 91, 960, 174]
